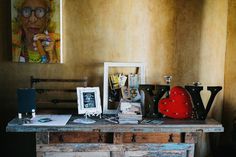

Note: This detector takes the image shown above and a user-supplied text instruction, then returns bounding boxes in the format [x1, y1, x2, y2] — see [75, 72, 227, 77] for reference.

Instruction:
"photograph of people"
[11, 0, 61, 63]
[83, 92, 96, 108]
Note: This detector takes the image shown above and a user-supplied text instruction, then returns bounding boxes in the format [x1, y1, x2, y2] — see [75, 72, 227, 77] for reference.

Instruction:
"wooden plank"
[37, 143, 194, 157]
[36, 143, 194, 152]
[6, 117, 224, 133]
[31, 76, 88, 88]
[41, 150, 192, 157]
[124, 150, 187, 157]
[49, 132, 181, 144]
[195, 131, 204, 157]
[36, 152, 44, 157]
[44, 152, 110, 157]
[185, 132, 198, 143]
[113, 132, 124, 144]
[49, 132, 113, 143]
[111, 151, 125, 157]
[121, 133, 181, 143]
[36, 132, 49, 144]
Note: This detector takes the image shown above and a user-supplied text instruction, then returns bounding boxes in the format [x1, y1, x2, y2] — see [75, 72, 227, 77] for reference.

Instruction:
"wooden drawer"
[49, 132, 181, 144]
[114, 132, 181, 144]
[49, 132, 113, 143]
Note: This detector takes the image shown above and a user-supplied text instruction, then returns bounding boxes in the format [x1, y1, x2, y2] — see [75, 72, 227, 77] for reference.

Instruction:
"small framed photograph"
[76, 87, 102, 115]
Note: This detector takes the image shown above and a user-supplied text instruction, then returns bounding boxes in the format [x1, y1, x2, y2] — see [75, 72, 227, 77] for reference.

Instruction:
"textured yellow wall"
[196, 1, 228, 155]
[223, 0, 236, 145]
[0, 0, 229, 156]
[1, 0, 227, 114]
[1, 0, 227, 105]
[199, 0, 227, 121]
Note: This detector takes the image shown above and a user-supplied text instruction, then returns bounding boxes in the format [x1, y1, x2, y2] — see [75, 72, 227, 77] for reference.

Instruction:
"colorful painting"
[11, 0, 62, 63]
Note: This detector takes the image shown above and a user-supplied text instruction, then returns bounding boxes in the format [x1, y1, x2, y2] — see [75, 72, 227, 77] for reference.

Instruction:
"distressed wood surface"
[113, 132, 124, 144]
[43, 152, 110, 157]
[49, 132, 180, 144]
[36, 132, 49, 144]
[49, 132, 113, 143]
[40, 151, 188, 157]
[119, 133, 181, 143]
[184, 133, 198, 143]
[6, 116, 224, 133]
[36, 143, 194, 157]
[36, 143, 195, 153]
[124, 150, 187, 157]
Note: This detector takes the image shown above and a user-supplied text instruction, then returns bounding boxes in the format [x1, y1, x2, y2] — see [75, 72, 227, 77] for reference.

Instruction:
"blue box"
[17, 88, 36, 113]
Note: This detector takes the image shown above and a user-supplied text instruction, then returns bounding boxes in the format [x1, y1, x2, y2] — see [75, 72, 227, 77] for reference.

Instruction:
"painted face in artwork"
[19, 0, 50, 45]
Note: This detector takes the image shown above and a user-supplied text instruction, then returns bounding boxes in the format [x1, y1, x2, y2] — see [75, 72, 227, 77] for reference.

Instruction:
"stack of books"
[118, 101, 143, 124]
[118, 112, 142, 124]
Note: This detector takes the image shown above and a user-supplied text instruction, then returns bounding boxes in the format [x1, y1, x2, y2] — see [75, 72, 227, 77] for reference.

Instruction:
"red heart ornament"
[158, 86, 193, 119]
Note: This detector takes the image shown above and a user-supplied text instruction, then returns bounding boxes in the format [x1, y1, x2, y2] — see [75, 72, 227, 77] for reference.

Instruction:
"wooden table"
[6, 115, 224, 157]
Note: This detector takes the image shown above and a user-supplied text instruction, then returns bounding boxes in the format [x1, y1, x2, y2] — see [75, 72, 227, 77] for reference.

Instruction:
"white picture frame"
[76, 87, 102, 116]
[103, 62, 145, 114]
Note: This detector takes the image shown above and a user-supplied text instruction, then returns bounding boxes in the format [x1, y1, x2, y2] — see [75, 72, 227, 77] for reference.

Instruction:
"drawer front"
[49, 132, 181, 144]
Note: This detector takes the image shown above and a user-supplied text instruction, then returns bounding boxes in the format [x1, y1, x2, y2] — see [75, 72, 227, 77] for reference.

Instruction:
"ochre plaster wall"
[0, 0, 228, 156]
[196, 1, 228, 155]
[223, 0, 236, 146]
[199, 0, 227, 120]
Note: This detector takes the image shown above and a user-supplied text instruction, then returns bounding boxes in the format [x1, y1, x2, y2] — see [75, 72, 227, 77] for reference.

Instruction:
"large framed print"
[11, 0, 63, 63]
[76, 87, 102, 115]
[103, 62, 145, 114]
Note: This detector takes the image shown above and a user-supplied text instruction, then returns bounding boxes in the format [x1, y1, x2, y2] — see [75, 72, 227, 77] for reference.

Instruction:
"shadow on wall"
[0, 1, 36, 157]
[159, 0, 204, 85]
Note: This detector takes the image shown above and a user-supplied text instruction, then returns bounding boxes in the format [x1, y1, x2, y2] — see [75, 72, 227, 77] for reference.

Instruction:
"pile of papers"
[118, 101, 142, 124]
